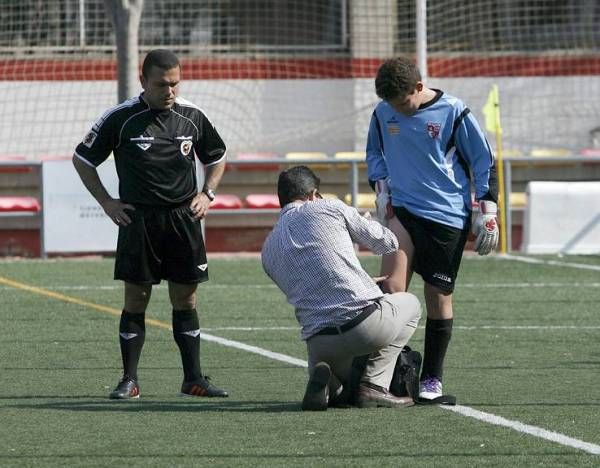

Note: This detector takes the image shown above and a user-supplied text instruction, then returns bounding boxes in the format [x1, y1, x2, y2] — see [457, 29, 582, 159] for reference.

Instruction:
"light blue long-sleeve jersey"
[366, 91, 495, 229]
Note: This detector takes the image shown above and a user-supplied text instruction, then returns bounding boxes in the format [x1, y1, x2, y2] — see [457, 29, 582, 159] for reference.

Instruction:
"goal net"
[1, 0, 599, 159]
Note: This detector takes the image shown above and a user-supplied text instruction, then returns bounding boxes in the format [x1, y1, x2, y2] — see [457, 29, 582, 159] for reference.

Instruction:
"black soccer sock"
[118, 310, 145, 381]
[421, 318, 453, 381]
[172, 309, 202, 382]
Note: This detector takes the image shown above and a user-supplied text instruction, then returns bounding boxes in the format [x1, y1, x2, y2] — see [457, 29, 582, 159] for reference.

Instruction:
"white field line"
[199, 325, 600, 331]
[200, 332, 600, 456]
[442, 405, 600, 455]
[2, 281, 600, 291]
[1, 275, 598, 456]
[199, 332, 600, 455]
[200, 332, 307, 368]
[501, 254, 600, 272]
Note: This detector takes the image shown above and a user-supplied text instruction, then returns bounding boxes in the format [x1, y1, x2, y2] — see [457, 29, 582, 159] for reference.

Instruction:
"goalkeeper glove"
[374, 179, 392, 226]
[472, 200, 499, 255]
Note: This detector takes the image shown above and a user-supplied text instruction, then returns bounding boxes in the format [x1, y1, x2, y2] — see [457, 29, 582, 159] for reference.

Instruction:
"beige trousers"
[306, 292, 421, 390]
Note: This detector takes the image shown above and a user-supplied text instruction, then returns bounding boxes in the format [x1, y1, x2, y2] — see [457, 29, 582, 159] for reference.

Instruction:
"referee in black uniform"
[73, 49, 228, 399]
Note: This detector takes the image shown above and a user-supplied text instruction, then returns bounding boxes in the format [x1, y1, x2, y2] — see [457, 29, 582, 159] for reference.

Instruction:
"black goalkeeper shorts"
[393, 206, 470, 293]
[114, 203, 208, 285]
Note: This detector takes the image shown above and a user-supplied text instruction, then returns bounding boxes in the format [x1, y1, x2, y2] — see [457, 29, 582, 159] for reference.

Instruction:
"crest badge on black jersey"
[180, 140, 193, 157]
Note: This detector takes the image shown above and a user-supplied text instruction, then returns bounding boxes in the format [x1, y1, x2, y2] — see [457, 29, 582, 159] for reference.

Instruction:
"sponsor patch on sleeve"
[82, 130, 98, 148]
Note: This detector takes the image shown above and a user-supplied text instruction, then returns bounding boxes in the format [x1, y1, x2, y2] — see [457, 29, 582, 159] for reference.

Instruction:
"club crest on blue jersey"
[427, 122, 441, 138]
[386, 116, 400, 135]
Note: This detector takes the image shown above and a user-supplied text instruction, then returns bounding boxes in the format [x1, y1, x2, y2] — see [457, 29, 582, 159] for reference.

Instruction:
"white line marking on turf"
[0, 284, 278, 291]
[199, 332, 600, 455]
[199, 332, 307, 368]
[200, 325, 600, 331]
[2, 274, 598, 456]
[442, 405, 600, 455]
[460, 282, 600, 288]
[2, 281, 600, 292]
[502, 254, 600, 272]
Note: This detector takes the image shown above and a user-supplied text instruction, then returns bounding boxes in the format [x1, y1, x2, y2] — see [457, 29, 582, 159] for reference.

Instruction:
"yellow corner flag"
[482, 84, 502, 134]
[482, 84, 507, 254]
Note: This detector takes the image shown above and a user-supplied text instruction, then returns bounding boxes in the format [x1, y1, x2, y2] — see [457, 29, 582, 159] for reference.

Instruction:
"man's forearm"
[202, 160, 226, 192]
[72, 155, 112, 206]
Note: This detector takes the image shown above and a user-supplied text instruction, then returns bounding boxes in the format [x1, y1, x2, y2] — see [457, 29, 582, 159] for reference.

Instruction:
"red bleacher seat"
[210, 194, 243, 209]
[580, 148, 600, 157]
[40, 155, 72, 162]
[0, 196, 41, 213]
[245, 194, 280, 209]
[0, 155, 32, 173]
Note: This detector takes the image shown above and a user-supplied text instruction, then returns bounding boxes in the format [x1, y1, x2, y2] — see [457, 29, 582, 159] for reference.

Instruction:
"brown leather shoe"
[356, 382, 415, 408]
[301, 362, 331, 411]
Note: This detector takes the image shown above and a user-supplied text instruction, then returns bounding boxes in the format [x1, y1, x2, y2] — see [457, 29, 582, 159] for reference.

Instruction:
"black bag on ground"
[389, 346, 422, 400]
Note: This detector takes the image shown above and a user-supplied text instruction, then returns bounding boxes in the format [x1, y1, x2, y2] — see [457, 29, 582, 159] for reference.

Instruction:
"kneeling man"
[261, 166, 422, 410]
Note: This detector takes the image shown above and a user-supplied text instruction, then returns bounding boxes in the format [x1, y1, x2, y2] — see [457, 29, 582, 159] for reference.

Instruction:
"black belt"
[313, 302, 379, 336]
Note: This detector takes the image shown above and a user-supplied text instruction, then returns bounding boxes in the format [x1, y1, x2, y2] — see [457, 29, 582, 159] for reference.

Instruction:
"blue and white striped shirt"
[261, 198, 398, 340]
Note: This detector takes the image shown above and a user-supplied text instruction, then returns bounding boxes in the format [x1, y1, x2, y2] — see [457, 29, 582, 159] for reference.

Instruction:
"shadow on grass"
[7, 399, 304, 413]
[0, 451, 581, 461]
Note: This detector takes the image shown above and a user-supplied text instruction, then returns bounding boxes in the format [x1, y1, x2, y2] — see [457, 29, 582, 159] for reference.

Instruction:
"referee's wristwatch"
[202, 188, 216, 201]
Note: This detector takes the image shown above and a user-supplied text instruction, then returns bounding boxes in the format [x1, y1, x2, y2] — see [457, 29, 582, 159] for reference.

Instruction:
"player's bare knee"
[168, 282, 197, 310]
[124, 283, 152, 313]
[171, 296, 196, 310]
[384, 278, 407, 293]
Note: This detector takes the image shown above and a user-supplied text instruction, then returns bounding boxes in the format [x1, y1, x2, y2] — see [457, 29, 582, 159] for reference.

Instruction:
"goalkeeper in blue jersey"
[366, 57, 499, 404]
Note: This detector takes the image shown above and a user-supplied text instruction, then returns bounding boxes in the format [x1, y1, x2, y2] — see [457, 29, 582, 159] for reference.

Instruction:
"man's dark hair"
[375, 57, 421, 101]
[277, 166, 321, 207]
[142, 49, 180, 77]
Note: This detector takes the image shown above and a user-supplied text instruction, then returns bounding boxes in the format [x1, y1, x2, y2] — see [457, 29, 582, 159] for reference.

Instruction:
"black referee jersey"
[74, 94, 226, 206]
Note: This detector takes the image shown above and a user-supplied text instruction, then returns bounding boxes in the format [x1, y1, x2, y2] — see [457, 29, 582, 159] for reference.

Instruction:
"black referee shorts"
[114, 203, 208, 285]
[393, 207, 470, 293]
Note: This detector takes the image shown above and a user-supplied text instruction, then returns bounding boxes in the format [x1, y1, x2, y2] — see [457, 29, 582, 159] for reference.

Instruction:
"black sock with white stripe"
[118, 310, 145, 381]
[172, 309, 202, 382]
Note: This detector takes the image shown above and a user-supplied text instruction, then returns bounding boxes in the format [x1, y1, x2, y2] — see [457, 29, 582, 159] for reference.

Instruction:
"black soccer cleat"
[109, 375, 140, 400]
[179, 375, 229, 398]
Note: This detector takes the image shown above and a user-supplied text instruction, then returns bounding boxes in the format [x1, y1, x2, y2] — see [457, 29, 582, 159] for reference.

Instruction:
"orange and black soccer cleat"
[109, 375, 140, 400]
[179, 375, 229, 398]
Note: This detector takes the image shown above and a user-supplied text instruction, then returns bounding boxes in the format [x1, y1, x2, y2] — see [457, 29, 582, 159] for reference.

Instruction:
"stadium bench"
[210, 194, 243, 210]
[0, 156, 32, 174]
[244, 194, 280, 209]
[344, 192, 375, 209]
[580, 148, 600, 157]
[232, 152, 280, 171]
[0, 196, 41, 214]
[285, 152, 331, 170]
[0, 196, 41, 257]
[530, 148, 572, 157]
[333, 151, 366, 169]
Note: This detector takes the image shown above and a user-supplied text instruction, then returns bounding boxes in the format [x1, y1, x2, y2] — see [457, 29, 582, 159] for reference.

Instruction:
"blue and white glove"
[375, 179, 391, 226]
[472, 200, 499, 255]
